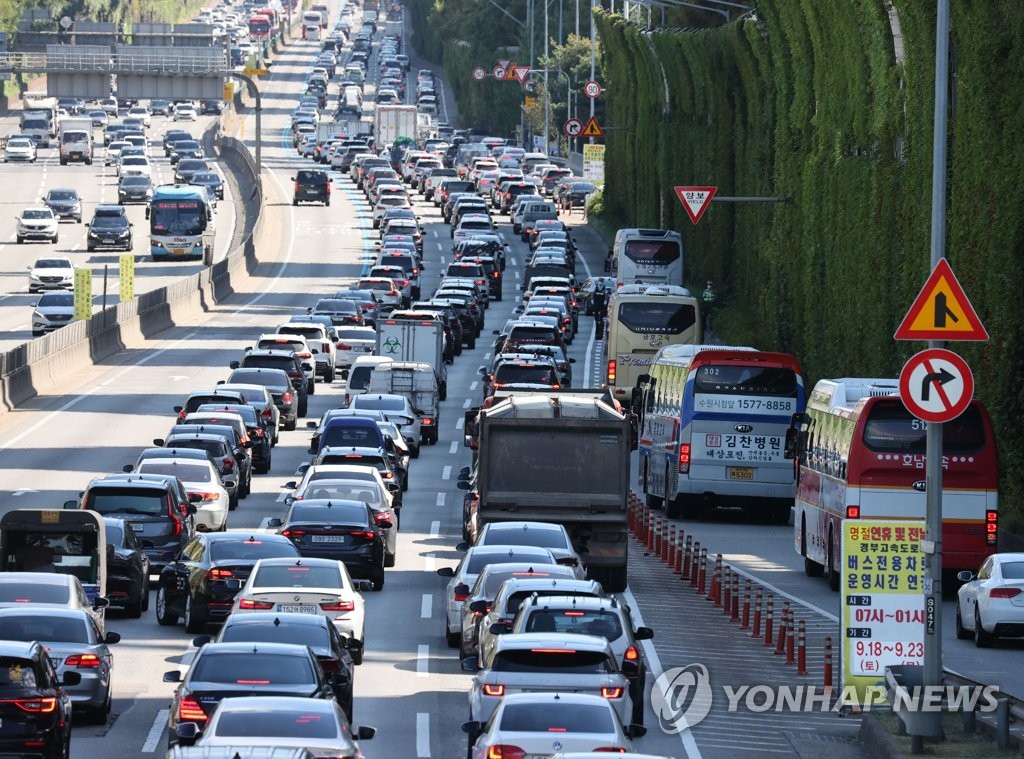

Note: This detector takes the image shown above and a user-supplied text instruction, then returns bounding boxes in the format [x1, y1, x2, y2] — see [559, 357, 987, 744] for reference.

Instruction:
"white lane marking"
[420, 593, 432, 619]
[416, 712, 431, 757]
[469, 381, 478, 391]
[483, 352, 491, 360]
[442, 465, 451, 480]
[436, 492, 445, 506]
[424, 552, 436, 572]
[141, 708, 169, 753]
[455, 417, 464, 430]
[430, 520, 440, 538]
[449, 441, 458, 454]
[462, 398, 471, 409]
[624, 588, 702, 759]
[416, 644, 430, 677]
[509, 257, 517, 266]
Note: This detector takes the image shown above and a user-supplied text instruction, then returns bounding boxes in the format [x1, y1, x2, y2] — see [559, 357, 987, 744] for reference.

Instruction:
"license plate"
[311, 535, 346, 543]
[129, 522, 144, 532]
[277, 604, 316, 613]
[729, 467, 755, 481]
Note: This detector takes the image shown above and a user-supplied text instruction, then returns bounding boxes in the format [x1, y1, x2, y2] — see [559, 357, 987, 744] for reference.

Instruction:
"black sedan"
[163, 642, 336, 747]
[195, 611, 357, 721]
[195, 403, 272, 474]
[268, 499, 387, 590]
[190, 171, 224, 201]
[103, 517, 151, 618]
[154, 533, 300, 633]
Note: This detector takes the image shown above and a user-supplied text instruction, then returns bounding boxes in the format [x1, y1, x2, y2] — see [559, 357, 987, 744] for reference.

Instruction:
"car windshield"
[321, 425, 378, 448]
[121, 177, 150, 187]
[33, 259, 70, 269]
[197, 405, 258, 425]
[220, 621, 328, 650]
[316, 300, 357, 313]
[91, 216, 127, 229]
[253, 564, 342, 588]
[465, 550, 551, 575]
[483, 527, 568, 549]
[228, 370, 288, 389]
[492, 649, 612, 674]
[209, 538, 297, 562]
[86, 488, 166, 516]
[47, 191, 77, 201]
[22, 210, 53, 220]
[499, 701, 615, 733]
[493, 365, 558, 386]
[163, 438, 226, 458]
[191, 652, 314, 684]
[353, 396, 406, 411]
[214, 708, 339, 739]
[138, 461, 212, 483]
[523, 609, 624, 640]
[1, 615, 90, 644]
[337, 328, 374, 340]
[0, 584, 69, 604]
[38, 293, 74, 307]
[193, 173, 219, 183]
[300, 484, 380, 505]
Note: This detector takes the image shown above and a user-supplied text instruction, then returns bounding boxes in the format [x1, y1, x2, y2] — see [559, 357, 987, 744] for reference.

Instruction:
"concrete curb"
[860, 713, 906, 759]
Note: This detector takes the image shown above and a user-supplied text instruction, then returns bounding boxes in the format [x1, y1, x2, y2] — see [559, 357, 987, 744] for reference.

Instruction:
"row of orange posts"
[626, 493, 833, 692]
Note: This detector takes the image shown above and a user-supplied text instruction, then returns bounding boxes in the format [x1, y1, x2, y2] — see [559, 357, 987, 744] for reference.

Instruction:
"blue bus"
[146, 184, 215, 264]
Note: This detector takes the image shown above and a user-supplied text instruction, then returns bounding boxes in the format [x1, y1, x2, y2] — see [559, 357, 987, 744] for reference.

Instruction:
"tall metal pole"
[528, 0, 535, 149]
[589, 0, 597, 142]
[923, 0, 950, 698]
[575, 0, 579, 37]
[543, 0, 550, 155]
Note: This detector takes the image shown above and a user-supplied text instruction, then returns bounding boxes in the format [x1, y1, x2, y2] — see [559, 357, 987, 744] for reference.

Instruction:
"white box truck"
[368, 360, 443, 443]
[374, 105, 418, 148]
[376, 313, 447, 400]
[58, 117, 94, 165]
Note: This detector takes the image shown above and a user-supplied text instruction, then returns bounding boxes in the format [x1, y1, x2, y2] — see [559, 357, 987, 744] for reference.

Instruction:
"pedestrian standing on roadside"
[702, 280, 717, 335]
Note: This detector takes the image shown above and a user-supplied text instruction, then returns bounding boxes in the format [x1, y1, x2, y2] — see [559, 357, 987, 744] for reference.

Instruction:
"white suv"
[16, 208, 59, 244]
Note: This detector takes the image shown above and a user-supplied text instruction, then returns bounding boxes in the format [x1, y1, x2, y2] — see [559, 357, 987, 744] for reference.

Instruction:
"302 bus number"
[854, 641, 923, 658]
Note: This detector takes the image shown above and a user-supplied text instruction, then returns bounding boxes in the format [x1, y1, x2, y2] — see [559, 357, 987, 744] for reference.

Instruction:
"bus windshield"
[616, 302, 696, 334]
[693, 365, 798, 397]
[862, 401, 985, 455]
[624, 240, 679, 265]
[151, 200, 205, 236]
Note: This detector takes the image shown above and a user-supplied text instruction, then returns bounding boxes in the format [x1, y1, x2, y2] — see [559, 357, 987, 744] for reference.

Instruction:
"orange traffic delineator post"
[696, 547, 707, 594]
[786, 609, 796, 665]
[708, 554, 722, 603]
[730, 571, 740, 622]
[763, 594, 775, 646]
[775, 601, 790, 655]
[672, 529, 684, 574]
[823, 636, 833, 693]
[720, 566, 730, 610]
[660, 522, 671, 563]
[796, 620, 807, 675]
[750, 586, 762, 636]
[740, 580, 751, 629]
[690, 541, 701, 586]
[681, 535, 692, 579]
[644, 511, 654, 552]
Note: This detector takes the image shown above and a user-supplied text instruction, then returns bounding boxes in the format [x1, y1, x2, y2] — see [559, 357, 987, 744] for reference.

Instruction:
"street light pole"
[543, 0, 550, 155]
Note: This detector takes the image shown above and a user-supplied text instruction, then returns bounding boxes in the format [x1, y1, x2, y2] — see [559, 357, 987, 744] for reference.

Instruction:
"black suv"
[86, 204, 133, 252]
[68, 473, 198, 575]
[0, 640, 77, 758]
[226, 367, 300, 431]
[231, 350, 309, 416]
[292, 169, 332, 206]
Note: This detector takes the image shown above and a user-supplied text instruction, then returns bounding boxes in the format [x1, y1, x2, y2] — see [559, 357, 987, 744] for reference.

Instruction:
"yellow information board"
[73, 269, 92, 322]
[119, 255, 134, 302]
[841, 519, 925, 703]
[582, 143, 605, 185]
[223, 82, 235, 102]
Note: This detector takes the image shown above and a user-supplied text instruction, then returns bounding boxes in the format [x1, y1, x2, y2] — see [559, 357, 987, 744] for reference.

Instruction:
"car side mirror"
[461, 720, 482, 736]
[62, 499, 78, 510]
[459, 466, 471, 478]
[436, 567, 455, 578]
[454, 583, 470, 597]
[103, 631, 121, 645]
[621, 660, 639, 677]
[355, 725, 376, 740]
[634, 626, 654, 641]
[468, 599, 488, 614]
[175, 722, 201, 744]
[956, 570, 974, 583]
[192, 635, 211, 648]
[162, 670, 182, 683]
[456, 481, 470, 491]
[455, 541, 469, 552]
[122, 464, 134, 473]
[267, 517, 283, 528]
[228, 361, 240, 370]
[569, 358, 576, 364]
[306, 421, 317, 429]
[283, 481, 297, 489]
[93, 597, 110, 610]
[460, 656, 479, 672]
[153, 438, 165, 446]
[185, 503, 197, 516]
[222, 479, 236, 489]
[626, 724, 648, 739]
[62, 671, 82, 686]
[355, 579, 374, 592]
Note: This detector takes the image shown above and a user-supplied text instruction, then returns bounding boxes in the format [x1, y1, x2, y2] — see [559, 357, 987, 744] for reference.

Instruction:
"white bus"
[603, 284, 700, 410]
[638, 345, 805, 521]
[613, 228, 684, 288]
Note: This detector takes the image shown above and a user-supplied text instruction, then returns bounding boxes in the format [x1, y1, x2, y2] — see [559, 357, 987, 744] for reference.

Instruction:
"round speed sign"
[583, 80, 602, 98]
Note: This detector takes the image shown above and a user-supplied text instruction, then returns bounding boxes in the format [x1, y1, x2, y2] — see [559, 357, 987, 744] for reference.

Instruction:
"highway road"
[0, 109, 238, 352]
[0, 5, 1018, 759]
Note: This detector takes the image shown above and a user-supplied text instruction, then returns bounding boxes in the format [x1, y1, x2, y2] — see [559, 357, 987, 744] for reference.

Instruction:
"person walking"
[593, 281, 608, 340]
[701, 280, 717, 336]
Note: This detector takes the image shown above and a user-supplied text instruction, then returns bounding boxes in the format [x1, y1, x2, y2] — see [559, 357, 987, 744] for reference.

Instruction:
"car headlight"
[32, 311, 43, 321]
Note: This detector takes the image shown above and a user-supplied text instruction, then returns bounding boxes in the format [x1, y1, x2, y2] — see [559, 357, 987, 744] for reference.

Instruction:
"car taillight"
[487, 746, 525, 759]
[381, 471, 393, 479]
[601, 686, 624, 699]
[592, 748, 628, 753]
[337, 343, 351, 350]
[294, 181, 299, 194]
[170, 515, 182, 537]
[373, 511, 392, 525]
[191, 491, 220, 502]
[987, 509, 998, 545]
[282, 529, 305, 539]
[990, 587, 1022, 599]
[208, 568, 234, 579]
[349, 531, 376, 540]
[297, 351, 312, 359]
[320, 599, 356, 611]
[262, 407, 273, 418]
[453, 590, 469, 602]
[623, 645, 639, 663]
[421, 417, 433, 426]
[255, 428, 265, 437]
[322, 342, 331, 353]
[362, 304, 373, 311]
[493, 271, 500, 278]
[606, 359, 616, 384]
[318, 657, 340, 673]
[482, 684, 504, 697]
[11, 698, 57, 713]
[283, 391, 294, 404]
[178, 695, 208, 723]
[678, 443, 691, 474]
[64, 654, 101, 668]
[222, 457, 234, 473]
[177, 410, 187, 420]
[238, 598, 274, 609]
[397, 279, 408, 286]
[846, 505, 861, 519]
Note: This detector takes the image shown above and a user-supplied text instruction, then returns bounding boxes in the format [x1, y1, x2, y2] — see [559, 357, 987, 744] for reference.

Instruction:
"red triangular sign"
[513, 65, 530, 84]
[505, 65, 519, 81]
[894, 258, 989, 341]
[497, 58, 510, 69]
[673, 186, 717, 224]
[580, 117, 603, 137]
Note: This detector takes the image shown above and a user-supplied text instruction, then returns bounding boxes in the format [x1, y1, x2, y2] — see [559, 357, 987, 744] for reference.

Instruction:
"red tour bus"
[248, 13, 273, 37]
[788, 377, 998, 590]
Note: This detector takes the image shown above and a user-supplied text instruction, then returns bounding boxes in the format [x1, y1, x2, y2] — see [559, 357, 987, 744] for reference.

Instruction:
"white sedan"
[136, 458, 231, 532]
[230, 557, 367, 655]
[956, 552, 1024, 647]
[465, 692, 644, 758]
[4, 137, 37, 163]
[173, 104, 198, 121]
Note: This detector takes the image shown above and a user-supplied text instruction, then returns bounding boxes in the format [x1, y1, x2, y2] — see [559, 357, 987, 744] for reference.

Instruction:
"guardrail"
[942, 668, 1023, 751]
[0, 125, 264, 413]
[0, 51, 228, 73]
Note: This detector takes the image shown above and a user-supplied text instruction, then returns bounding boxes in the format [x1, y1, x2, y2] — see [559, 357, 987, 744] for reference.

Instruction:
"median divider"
[0, 126, 265, 414]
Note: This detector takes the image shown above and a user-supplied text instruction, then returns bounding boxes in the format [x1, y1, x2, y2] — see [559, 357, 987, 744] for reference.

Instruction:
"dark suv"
[69, 473, 198, 575]
[292, 169, 332, 206]
[0, 640, 77, 758]
[226, 367, 300, 431]
[230, 350, 309, 414]
[86, 204, 133, 252]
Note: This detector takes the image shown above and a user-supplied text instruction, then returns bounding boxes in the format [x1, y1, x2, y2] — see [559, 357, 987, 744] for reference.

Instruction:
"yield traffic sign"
[472, 67, 486, 81]
[673, 186, 717, 224]
[580, 116, 604, 138]
[512, 65, 530, 84]
[563, 118, 583, 137]
[899, 348, 974, 423]
[894, 259, 988, 341]
[583, 80, 602, 98]
[497, 58, 511, 69]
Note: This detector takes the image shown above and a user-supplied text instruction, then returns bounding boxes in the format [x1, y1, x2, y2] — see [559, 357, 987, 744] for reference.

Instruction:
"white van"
[345, 355, 393, 407]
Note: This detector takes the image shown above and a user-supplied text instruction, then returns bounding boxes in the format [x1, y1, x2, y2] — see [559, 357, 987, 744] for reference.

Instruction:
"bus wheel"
[643, 461, 662, 511]
[825, 529, 840, 591]
[802, 517, 824, 577]
[665, 468, 681, 518]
